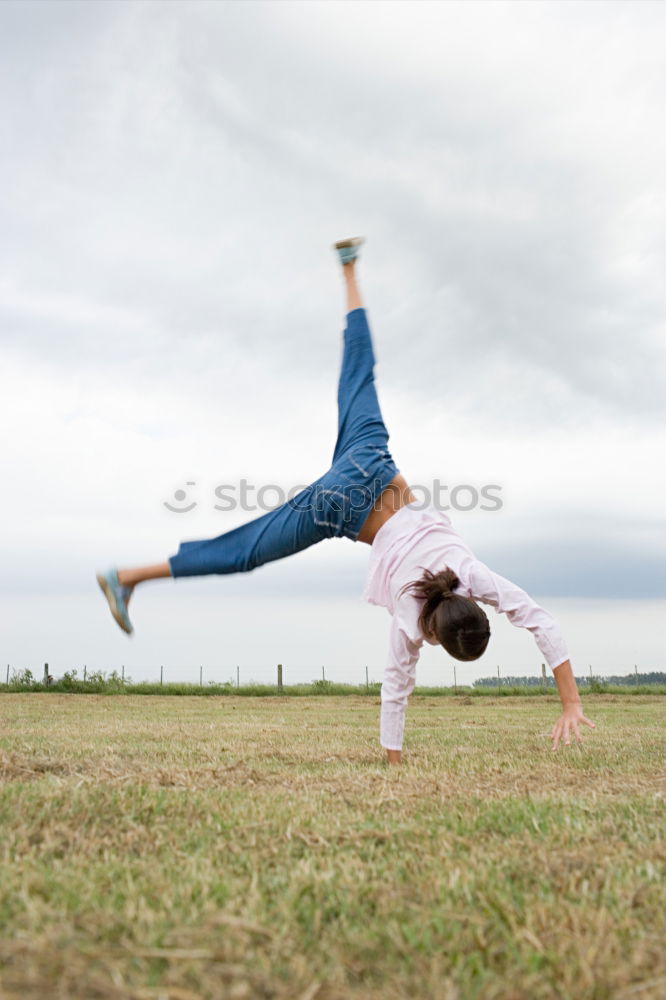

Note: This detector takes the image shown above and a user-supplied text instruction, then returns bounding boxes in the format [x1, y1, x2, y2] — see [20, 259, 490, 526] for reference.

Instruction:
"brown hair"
[404, 568, 491, 661]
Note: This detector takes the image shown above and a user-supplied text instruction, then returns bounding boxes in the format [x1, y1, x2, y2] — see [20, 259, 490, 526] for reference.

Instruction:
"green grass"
[4, 674, 666, 697]
[0, 694, 664, 999]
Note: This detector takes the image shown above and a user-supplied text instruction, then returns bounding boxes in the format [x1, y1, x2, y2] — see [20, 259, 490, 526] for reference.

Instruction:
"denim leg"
[332, 308, 391, 463]
[168, 484, 326, 578]
[169, 309, 398, 577]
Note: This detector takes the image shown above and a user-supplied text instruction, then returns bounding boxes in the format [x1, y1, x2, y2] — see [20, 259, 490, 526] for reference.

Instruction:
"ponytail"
[403, 568, 460, 634]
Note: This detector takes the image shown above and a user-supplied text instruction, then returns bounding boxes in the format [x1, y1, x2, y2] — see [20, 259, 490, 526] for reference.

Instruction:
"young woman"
[97, 238, 595, 762]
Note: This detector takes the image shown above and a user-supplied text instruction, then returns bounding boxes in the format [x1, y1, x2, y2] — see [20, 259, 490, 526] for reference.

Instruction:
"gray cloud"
[1, 0, 665, 678]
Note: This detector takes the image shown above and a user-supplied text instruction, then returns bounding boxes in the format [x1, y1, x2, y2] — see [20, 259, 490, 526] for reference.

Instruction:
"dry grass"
[0, 694, 664, 1000]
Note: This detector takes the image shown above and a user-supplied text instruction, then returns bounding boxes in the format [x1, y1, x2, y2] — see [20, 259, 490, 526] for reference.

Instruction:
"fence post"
[83, 664, 87, 682]
[200, 665, 203, 687]
[43, 663, 49, 686]
[277, 663, 283, 694]
[6, 664, 9, 685]
[453, 664, 457, 694]
[160, 665, 163, 686]
[496, 665, 501, 694]
[122, 664, 125, 683]
[541, 663, 547, 690]
[237, 665, 240, 689]
[365, 666, 369, 691]
[589, 664, 593, 684]
[322, 665, 325, 682]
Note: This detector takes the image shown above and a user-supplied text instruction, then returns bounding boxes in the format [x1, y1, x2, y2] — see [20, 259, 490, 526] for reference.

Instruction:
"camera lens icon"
[164, 482, 198, 513]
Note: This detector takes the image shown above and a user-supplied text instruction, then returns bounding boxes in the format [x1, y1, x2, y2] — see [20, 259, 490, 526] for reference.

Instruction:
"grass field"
[0, 694, 664, 1000]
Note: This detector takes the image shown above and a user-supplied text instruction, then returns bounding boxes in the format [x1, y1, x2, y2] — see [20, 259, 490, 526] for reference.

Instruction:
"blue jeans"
[168, 308, 399, 577]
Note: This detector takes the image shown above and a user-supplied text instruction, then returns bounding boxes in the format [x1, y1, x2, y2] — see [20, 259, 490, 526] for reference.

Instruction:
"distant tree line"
[473, 671, 666, 688]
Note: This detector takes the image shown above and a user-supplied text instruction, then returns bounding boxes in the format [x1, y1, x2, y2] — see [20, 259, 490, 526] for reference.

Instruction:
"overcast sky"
[1, 0, 664, 686]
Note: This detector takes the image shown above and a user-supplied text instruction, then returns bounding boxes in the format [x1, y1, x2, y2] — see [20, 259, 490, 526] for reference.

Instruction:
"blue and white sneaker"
[333, 236, 365, 265]
[96, 569, 134, 635]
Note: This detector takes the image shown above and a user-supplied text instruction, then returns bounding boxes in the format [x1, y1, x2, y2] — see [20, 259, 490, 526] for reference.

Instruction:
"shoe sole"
[333, 236, 365, 250]
[96, 573, 133, 635]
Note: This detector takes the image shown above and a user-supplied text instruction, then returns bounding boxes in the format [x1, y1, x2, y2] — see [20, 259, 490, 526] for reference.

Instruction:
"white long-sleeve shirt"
[362, 503, 569, 751]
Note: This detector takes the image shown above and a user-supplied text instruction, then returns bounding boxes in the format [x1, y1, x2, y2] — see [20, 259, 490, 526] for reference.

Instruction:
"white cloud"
[1, 0, 664, 681]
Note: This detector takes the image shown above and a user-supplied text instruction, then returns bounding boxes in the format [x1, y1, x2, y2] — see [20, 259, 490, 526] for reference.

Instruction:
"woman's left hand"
[551, 704, 596, 751]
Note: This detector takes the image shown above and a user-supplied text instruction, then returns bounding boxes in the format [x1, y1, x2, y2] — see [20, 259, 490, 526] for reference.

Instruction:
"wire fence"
[2, 662, 665, 694]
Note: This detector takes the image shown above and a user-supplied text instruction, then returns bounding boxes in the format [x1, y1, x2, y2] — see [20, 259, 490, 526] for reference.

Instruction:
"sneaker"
[96, 569, 134, 635]
[333, 236, 365, 265]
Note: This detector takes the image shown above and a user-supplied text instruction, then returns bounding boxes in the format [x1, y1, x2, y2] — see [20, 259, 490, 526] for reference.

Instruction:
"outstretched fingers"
[551, 718, 568, 751]
[551, 712, 596, 751]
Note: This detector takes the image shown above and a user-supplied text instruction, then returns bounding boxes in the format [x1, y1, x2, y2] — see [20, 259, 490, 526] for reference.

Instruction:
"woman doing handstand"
[97, 238, 595, 763]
